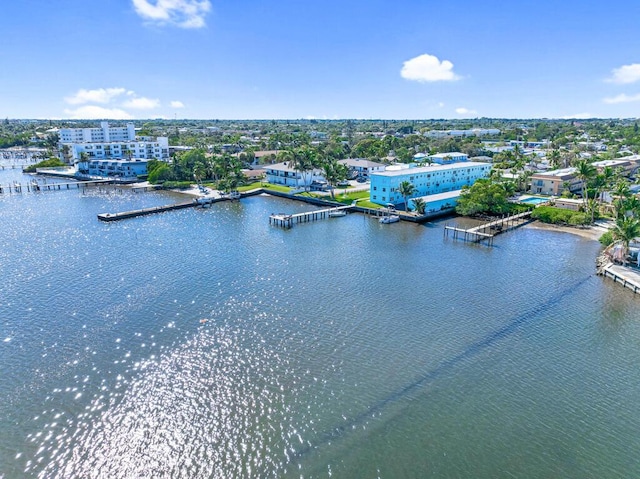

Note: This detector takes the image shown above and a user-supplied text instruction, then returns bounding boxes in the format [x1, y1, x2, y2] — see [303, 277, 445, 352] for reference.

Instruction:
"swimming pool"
[520, 197, 549, 205]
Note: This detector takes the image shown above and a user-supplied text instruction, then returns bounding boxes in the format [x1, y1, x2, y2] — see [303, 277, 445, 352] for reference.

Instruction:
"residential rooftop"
[372, 161, 489, 177]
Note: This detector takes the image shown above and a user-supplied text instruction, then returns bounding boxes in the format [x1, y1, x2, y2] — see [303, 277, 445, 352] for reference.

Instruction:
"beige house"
[592, 158, 638, 177]
[530, 168, 582, 196]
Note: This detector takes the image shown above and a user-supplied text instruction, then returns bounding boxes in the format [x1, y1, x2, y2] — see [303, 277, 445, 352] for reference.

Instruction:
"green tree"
[321, 158, 349, 199]
[411, 197, 427, 214]
[148, 164, 174, 184]
[548, 149, 562, 169]
[456, 178, 510, 216]
[398, 180, 417, 211]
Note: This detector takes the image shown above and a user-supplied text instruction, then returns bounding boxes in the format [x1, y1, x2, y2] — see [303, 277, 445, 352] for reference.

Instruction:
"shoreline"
[525, 220, 610, 242]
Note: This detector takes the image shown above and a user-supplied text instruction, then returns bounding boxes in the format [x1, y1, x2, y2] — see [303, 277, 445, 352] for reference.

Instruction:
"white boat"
[328, 210, 347, 217]
[379, 214, 400, 224]
[195, 197, 215, 206]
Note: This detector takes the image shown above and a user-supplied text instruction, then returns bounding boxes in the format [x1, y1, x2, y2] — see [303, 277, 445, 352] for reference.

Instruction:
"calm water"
[1, 168, 640, 478]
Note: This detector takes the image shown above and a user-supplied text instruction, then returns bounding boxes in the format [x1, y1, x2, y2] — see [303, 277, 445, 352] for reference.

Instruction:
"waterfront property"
[369, 161, 491, 207]
[59, 121, 169, 163]
[82, 158, 149, 179]
[529, 167, 581, 196]
[65, 138, 169, 163]
[264, 161, 326, 187]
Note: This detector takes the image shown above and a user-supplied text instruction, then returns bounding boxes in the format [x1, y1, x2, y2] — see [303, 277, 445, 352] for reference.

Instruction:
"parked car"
[356, 176, 367, 183]
[337, 180, 350, 187]
[310, 180, 329, 191]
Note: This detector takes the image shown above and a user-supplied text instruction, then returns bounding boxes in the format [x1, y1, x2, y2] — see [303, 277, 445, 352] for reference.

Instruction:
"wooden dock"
[598, 263, 640, 294]
[269, 205, 353, 228]
[444, 211, 533, 245]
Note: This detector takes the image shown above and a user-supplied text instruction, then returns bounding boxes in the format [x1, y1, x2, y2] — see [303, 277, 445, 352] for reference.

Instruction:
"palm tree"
[612, 180, 632, 219]
[398, 180, 417, 211]
[612, 216, 640, 263]
[411, 197, 427, 215]
[321, 157, 348, 199]
[548, 149, 561, 169]
[575, 159, 596, 217]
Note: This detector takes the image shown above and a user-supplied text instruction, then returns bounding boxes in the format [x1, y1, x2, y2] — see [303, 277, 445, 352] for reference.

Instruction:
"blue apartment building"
[369, 162, 492, 209]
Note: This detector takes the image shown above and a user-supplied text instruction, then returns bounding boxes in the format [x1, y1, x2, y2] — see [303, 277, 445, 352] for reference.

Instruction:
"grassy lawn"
[236, 182, 292, 193]
[235, 182, 380, 209]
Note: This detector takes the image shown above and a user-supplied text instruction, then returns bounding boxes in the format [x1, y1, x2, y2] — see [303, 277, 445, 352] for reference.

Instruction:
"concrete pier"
[598, 263, 640, 295]
[98, 201, 196, 222]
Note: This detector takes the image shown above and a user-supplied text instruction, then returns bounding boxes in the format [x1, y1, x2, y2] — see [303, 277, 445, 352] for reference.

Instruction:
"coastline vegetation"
[23, 158, 66, 172]
[531, 206, 589, 226]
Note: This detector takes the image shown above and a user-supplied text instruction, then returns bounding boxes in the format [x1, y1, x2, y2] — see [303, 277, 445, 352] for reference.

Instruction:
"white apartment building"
[59, 121, 136, 143]
[59, 121, 169, 162]
[67, 138, 169, 161]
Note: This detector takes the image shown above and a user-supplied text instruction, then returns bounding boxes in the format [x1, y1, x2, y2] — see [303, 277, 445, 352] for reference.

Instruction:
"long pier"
[444, 211, 533, 245]
[0, 179, 112, 194]
[96, 192, 248, 222]
[98, 201, 196, 222]
[269, 205, 353, 228]
[0, 164, 34, 170]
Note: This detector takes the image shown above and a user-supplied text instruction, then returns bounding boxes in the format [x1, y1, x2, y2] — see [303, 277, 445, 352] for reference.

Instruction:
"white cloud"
[122, 97, 161, 109]
[438, 102, 445, 108]
[603, 93, 640, 104]
[170, 100, 185, 108]
[401, 54, 460, 82]
[132, 0, 212, 28]
[561, 113, 593, 119]
[455, 107, 477, 116]
[64, 88, 128, 105]
[606, 63, 640, 84]
[64, 105, 134, 120]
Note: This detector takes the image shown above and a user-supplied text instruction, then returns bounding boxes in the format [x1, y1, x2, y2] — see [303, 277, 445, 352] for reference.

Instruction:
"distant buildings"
[369, 162, 491, 208]
[424, 128, 500, 138]
[59, 122, 135, 143]
[428, 152, 468, 165]
[338, 158, 385, 179]
[592, 158, 639, 177]
[59, 121, 169, 163]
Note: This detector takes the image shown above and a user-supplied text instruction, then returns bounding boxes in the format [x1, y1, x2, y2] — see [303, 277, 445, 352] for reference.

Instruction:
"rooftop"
[531, 167, 577, 178]
[372, 161, 490, 177]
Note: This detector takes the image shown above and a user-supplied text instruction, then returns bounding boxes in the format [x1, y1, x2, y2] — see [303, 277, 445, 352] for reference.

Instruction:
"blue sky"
[2, 0, 640, 120]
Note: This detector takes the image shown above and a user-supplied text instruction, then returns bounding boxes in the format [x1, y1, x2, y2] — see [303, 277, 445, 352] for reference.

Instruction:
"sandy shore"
[525, 220, 611, 241]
